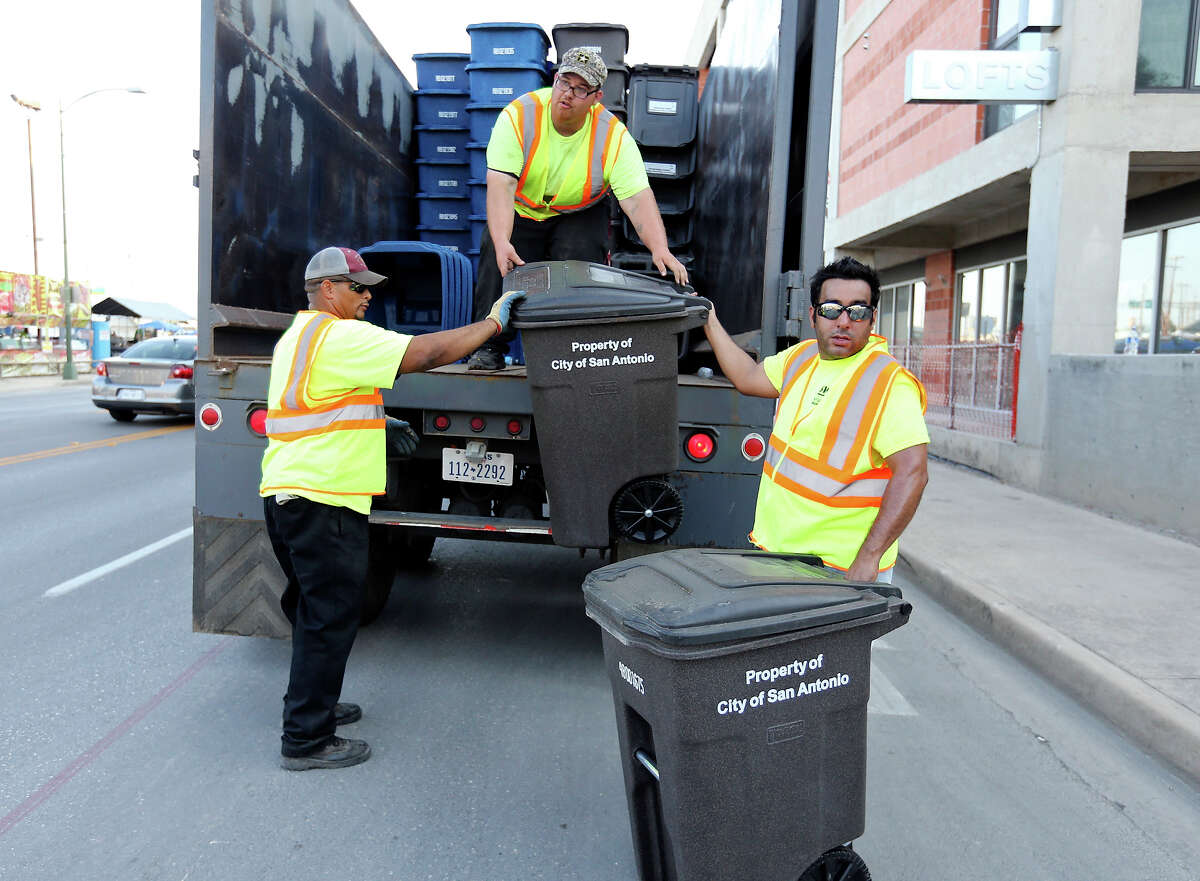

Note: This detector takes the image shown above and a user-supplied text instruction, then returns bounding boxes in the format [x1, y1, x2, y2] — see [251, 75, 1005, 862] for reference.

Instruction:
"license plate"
[441, 448, 514, 486]
[116, 388, 146, 401]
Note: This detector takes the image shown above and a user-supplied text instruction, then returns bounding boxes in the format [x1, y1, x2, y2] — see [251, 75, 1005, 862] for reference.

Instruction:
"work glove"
[487, 289, 527, 335]
[385, 417, 419, 458]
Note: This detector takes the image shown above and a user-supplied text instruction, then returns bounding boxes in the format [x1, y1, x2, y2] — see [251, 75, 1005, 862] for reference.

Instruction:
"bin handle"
[634, 748, 660, 782]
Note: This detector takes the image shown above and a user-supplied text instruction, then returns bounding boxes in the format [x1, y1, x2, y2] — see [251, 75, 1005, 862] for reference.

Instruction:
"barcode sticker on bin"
[438, 179, 460, 188]
[493, 47, 515, 55]
[435, 74, 457, 82]
[645, 162, 677, 176]
[580, 45, 601, 52]
[493, 87, 514, 95]
[437, 146, 457, 153]
[438, 111, 460, 119]
[438, 212, 460, 221]
[648, 99, 678, 115]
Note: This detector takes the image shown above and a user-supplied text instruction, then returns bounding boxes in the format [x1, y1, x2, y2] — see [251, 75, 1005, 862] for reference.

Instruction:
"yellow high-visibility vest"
[509, 88, 624, 215]
[259, 311, 389, 513]
[750, 336, 927, 572]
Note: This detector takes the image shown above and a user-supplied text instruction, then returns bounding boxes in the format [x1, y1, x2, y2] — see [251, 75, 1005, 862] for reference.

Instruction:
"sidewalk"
[901, 458, 1200, 784]
[0, 373, 92, 393]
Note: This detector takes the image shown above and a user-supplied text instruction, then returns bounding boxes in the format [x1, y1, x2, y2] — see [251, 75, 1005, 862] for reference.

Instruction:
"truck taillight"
[199, 403, 222, 430]
[248, 407, 268, 436]
[171, 364, 194, 379]
[96, 362, 107, 376]
[433, 414, 451, 431]
[507, 418, 523, 436]
[469, 416, 486, 432]
[741, 433, 766, 461]
[685, 431, 716, 462]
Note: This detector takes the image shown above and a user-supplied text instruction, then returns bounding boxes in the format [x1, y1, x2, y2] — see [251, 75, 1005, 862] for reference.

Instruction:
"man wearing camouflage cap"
[468, 46, 689, 370]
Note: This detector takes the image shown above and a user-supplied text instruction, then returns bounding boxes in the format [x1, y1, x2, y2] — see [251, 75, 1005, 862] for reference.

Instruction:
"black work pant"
[263, 496, 368, 756]
[472, 200, 611, 344]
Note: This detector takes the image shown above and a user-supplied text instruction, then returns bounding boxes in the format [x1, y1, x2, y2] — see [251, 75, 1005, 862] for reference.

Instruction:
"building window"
[877, 280, 926, 346]
[1136, 0, 1200, 89]
[955, 260, 1026, 342]
[1116, 219, 1200, 352]
[984, 1, 1042, 137]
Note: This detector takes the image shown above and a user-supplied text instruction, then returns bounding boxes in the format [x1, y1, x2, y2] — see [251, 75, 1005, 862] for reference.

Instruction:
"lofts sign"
[905, 49, 1059, 104]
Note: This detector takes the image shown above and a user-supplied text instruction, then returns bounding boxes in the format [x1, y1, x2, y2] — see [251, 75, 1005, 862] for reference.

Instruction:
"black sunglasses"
[330, 277, 371, 293]
[815, 302, 875, 322]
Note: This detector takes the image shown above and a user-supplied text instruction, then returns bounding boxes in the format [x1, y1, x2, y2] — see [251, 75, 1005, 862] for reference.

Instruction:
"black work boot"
[334, 702, 362, 726]
[281, 736, 371, 771]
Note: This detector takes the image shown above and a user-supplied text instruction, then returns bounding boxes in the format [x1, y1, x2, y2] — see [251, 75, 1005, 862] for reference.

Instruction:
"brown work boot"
[280, 736, 371, 771]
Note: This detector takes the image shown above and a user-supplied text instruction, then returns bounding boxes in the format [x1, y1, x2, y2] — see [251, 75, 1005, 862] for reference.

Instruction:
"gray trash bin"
[508, 261, 708, 548]
[582, 548, 912, 881]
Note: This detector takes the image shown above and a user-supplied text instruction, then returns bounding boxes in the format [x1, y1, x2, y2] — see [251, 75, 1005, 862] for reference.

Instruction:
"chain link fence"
[891, 336, 1020, 440]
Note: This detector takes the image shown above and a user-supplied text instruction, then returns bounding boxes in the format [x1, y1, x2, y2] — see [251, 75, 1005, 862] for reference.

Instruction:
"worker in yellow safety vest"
[260, 246, 525, 770]
[467, 47, 689, 370]
[701, 256, 930, 583]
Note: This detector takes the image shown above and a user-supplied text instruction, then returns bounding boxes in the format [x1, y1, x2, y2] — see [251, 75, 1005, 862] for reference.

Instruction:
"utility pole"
[57, 87, 146, 380]
[9, 95, 41, 276]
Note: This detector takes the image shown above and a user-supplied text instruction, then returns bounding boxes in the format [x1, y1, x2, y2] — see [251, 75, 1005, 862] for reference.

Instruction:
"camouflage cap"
[557, 47, 607, 89]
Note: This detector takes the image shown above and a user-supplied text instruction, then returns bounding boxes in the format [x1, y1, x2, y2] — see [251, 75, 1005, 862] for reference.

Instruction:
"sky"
[0, 1, 699, 319]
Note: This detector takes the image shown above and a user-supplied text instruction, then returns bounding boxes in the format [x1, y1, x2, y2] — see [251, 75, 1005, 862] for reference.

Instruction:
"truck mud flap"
[193, 509, 289, 638]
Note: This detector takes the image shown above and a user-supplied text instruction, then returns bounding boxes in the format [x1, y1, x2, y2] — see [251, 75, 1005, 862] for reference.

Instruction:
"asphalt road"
[2, 381, 1199, 880]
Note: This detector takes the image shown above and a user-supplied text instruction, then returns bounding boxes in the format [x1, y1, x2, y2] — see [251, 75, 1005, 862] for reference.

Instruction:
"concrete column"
[1014, 0, 1140, 451]
[1019, 143, 1129, 447]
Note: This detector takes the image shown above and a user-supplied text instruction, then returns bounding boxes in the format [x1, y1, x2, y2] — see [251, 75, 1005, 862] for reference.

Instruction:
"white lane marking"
[867, 662, 917, 716]
[44, 527, 193, 598]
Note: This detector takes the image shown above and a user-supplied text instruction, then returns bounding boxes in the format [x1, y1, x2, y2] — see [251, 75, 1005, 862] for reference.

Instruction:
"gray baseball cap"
[557, 47, 607, 89]
[304, 246, 387, 285]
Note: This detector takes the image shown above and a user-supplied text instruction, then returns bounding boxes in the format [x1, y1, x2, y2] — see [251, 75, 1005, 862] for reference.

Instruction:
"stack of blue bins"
[358, 241, 472, 338]
[413, 53, 473, 255]
[464, 22, 551, 276]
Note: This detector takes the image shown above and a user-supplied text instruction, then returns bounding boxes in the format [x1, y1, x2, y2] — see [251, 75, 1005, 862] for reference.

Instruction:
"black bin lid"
[508, 261, 696, 326]
[582, 548, 895, 647]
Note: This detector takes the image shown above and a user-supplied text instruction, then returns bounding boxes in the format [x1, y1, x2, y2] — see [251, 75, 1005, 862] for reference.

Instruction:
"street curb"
[899, 549, 1200, 786]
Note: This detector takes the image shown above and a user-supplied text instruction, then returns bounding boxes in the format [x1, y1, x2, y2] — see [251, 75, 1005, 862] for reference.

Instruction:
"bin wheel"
[797, 845, 871, 881]
[612, 479, 683, 543]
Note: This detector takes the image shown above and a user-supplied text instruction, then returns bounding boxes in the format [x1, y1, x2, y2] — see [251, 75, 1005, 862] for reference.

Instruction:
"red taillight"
[506, 418, 522, 436]
[469, 416, 485, 432]
[199, 403, 222, 430]
[433, 414, 451, 431]
[170, 364, 194, 379]
[248, 407, 268, 436]
[685, 431, 716, 462]
[741, 433, 765, 461]
[96, 362, 107, 376]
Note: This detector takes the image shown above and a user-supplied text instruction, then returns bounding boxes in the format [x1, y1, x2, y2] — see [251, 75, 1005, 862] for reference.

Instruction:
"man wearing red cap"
[260, 245, 524, 770]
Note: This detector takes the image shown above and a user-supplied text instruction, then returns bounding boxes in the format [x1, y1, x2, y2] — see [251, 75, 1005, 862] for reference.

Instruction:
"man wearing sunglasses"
[467, 46, 689, 370]
[259, 246, 526, 770]
[701, 256, 930, 583]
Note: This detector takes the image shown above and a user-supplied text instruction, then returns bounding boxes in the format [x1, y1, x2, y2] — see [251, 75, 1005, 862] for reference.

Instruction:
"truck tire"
[397, 533, 435, 567]
[361, 526, 398, 626]
[360, 528, 436, 625]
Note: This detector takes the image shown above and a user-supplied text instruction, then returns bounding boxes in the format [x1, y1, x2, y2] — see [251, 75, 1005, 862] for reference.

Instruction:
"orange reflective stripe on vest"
[513, 90, 618, 214]
[513, 93, 544, 211]
[762, 347, 907, 508]
[265, 313, 384, 440]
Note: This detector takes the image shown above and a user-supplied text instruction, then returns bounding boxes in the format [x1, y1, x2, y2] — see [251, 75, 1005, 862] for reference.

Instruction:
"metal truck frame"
[193, 0, 835, 636]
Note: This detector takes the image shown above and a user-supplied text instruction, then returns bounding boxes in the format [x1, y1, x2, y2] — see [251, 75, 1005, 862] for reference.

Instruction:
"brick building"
[692, 0, 1200, 541]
